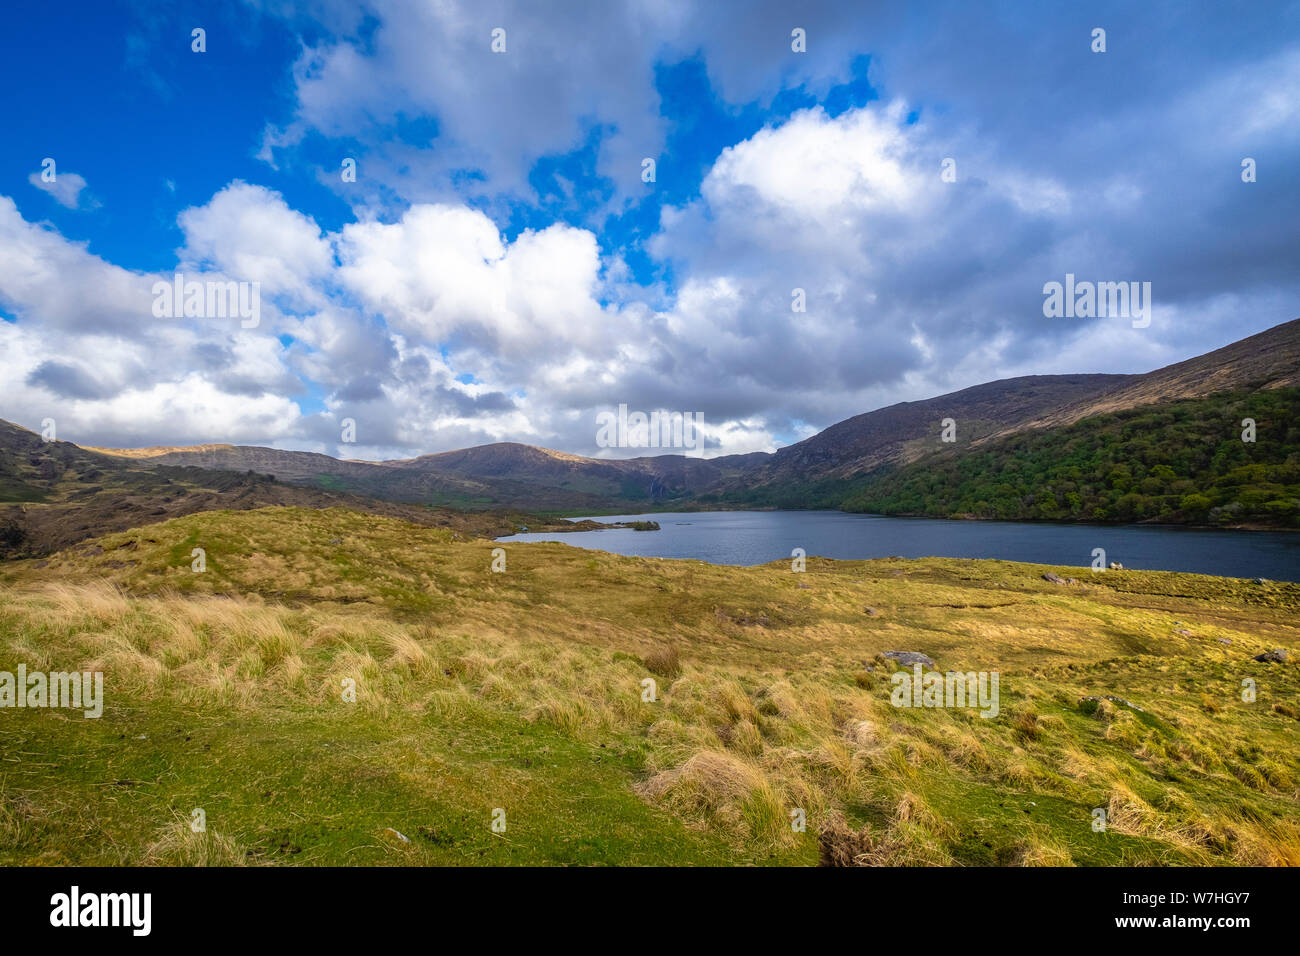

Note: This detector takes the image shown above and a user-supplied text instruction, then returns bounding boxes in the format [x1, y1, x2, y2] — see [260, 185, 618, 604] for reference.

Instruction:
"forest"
[840, 388, 1300, 527]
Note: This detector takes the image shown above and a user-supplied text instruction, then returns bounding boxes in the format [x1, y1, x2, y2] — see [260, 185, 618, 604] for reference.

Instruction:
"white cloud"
[77, 373, 304, 445]
[178, 182, 333, 305]
[3, 13, 1299, 459]
[706, 104, 919, 217]
[335, 204, 624, 363]
[27, 170, 90, 209]
[257, 0, 894, 213]
[0, 197, 153, 335]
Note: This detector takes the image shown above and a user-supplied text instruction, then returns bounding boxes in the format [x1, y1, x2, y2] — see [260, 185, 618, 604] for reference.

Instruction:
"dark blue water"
[499, 511, 1300, 581]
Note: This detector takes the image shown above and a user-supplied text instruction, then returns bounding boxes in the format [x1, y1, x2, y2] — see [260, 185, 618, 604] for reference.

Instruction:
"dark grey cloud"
[433, 385, 516, 416]
[26, 361, 117, 400]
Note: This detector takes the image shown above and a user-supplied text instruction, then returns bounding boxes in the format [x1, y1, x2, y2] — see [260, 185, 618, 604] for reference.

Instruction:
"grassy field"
[1, 506, 1297, 865]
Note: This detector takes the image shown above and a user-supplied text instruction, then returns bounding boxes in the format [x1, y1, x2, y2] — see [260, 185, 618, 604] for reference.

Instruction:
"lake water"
[499, 510, 1300, 581]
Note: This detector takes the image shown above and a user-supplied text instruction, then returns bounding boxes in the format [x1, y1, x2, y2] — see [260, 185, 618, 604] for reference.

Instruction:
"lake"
[499, 510, 1300, 582]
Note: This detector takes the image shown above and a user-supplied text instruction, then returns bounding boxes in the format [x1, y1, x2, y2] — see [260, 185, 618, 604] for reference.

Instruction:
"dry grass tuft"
[141, 818, 250, 866]
[642, 644, 681, 680]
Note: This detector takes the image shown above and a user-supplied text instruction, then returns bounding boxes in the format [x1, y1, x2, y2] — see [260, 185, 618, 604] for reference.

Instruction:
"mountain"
[86, 438, 764, 510]
[17, 317, 1300, 521]
[988, 318, 1300, 438]
[711, 318, 1300, 506]
[842, 386, 1300, 527]
[63, 374, 1145, 512]
[0, 420, 569, 558]
[709, 373, 1131, 506]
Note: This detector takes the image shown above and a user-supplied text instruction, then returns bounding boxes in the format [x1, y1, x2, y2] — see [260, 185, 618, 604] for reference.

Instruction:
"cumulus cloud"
[178, 181, 334, 306]
[1, 2, 1297, 459]
[0, 190, 314, 448]
[257, 0, 900, 213]
[336, 205, 621, 360]
[27, 169, 90, 209]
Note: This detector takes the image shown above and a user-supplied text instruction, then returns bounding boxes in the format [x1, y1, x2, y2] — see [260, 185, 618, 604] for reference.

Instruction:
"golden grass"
[2, 505, 1298, 866]
[141, 817, 251, 867]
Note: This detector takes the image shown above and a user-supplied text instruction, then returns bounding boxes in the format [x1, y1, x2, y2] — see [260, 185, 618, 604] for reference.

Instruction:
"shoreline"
[528, 506, 1299, 535]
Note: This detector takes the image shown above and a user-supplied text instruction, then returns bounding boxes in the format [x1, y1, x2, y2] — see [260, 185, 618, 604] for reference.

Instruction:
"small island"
[619, 520, 660, 531]
[506, 518, 661, 535]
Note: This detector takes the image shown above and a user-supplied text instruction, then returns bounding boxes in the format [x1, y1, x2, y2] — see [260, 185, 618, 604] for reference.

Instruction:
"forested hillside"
[841, 388, 1300, 527]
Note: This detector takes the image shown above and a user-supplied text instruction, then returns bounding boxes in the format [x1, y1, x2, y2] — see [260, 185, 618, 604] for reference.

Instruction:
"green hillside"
[842, 388, 1300, 527]
[2, 506, 1297, 865]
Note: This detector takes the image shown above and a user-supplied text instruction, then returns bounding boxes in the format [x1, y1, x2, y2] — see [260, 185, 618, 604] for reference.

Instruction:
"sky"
[1, 0, 1297, 461]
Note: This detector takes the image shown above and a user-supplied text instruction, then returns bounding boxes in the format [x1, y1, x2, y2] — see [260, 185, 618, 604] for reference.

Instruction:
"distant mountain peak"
[5, 318, 1296, 514]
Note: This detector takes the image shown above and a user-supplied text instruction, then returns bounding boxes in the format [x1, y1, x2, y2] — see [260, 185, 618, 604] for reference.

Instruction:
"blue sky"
[1, 1, 1298, 459]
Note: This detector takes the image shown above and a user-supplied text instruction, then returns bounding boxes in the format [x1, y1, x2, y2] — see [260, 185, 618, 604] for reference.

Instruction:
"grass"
[1, 506, 1297, 866]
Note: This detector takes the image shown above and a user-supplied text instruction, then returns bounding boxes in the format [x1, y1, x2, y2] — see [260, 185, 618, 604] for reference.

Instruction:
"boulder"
[1253, 649, 1289, 663]
[883, 650, 935, 668]
[1080, 694, 1145, 712]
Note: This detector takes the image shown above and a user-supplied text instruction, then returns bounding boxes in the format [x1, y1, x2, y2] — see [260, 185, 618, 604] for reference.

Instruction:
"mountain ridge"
[11, 317, 1300, 514]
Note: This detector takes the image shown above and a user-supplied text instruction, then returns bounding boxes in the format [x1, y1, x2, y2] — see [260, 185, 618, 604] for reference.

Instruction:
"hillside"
[89, 439, 760, 511]
[842, 388, 1300, 527]
[1, 506, 1296, 865]
[82, 375, 1135, 510]
[709, 319, 1300, 508]
[751, 374, 1129, 483]
[700, 374, 1130, 508]
[0, 420, 573, 558]
[27, 318, 1300, 517]
[995, 318, 1300, 439]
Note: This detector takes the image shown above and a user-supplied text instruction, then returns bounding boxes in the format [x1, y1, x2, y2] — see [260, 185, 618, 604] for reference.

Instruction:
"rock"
[1041, 572, 1078, 584]
[884, 650, 935, 668]
[1109, 561, 1124, 570]
[1174, 628, 1193, 636]
[847, 720, 876, 747]
[1252, 649, 1289, 663]
[1080, 694, 1144, 712]
[864, 606, 879, 616]
[1218, 638, 1233, 645]
[384, 827, 411, 843]
[1252, 577, 1268, 585]
[797, 583, 811, 589]
[328, 537, 343, 545]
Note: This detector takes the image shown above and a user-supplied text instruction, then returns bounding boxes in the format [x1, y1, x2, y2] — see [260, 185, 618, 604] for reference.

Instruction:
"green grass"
[2, 693, 782, 866]
[2, 506, 1297, 866]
